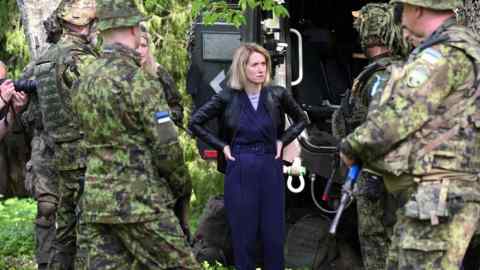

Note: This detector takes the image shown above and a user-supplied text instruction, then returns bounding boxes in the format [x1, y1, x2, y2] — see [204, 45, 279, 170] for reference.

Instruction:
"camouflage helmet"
[354, 3, 403, 54]
[389, 0, 463, 10]
[57, 0, 96, 26]
[96, 0, 147, 32]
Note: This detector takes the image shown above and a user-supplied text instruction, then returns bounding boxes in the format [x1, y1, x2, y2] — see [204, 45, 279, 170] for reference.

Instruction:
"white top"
[247, 93, 260, 110]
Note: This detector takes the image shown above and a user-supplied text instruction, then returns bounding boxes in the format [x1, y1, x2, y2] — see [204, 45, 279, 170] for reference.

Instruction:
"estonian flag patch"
[155, 111, 171, 124]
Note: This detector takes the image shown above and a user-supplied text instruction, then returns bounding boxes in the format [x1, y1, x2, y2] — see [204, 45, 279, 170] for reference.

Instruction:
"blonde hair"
[227, 43, 272, 90]
[138, 23, 158, 76]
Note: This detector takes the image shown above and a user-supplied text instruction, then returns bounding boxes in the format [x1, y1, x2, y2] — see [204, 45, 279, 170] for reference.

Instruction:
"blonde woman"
[137, 26, 184, 126]
[189, 43, 308, 269]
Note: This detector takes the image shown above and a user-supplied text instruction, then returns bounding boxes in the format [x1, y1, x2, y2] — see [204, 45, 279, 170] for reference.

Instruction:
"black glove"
[170, 107, 184, 127]
[174, 195, 192, 244]
[338, 139, 361, 166]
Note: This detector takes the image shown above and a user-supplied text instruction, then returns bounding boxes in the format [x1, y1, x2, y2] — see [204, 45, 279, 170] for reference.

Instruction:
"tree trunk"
[16, 0, 61, 59]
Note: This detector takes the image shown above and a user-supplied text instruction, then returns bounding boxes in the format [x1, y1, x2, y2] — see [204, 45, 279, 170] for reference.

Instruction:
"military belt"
[414, 170, 479, 183]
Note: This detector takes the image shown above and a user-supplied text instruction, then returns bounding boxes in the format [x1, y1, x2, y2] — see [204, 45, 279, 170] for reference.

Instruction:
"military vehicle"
[187, 0, 480, 269]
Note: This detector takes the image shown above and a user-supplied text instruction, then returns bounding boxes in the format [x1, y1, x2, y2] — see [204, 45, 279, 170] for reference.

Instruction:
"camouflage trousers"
[76, 208, 200, 269]
[355, 171, 398, 270]
[48, 168, 85, 270]
[386, 180, 480, 270]
[26, 136, 59, 267]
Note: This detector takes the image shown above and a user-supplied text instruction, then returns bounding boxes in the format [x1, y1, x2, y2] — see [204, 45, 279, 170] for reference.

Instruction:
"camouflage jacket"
[332, 55, 400, 139]
[345, 18, 480, 192]
[72, 43, 187, 224]
[22, 32, 97, 171]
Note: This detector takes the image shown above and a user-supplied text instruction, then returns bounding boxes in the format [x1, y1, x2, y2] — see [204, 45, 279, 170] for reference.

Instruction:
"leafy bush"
[142, 0, 225, 212]
[0, 198, 36, 270]
[0, 0, 29, 78]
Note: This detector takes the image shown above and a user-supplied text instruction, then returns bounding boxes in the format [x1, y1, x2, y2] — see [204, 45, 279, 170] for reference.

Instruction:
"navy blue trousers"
[224, 151, 285, 270]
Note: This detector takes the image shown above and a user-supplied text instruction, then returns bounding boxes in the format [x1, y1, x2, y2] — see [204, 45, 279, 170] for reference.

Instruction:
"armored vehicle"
[187, 0, 480, 269]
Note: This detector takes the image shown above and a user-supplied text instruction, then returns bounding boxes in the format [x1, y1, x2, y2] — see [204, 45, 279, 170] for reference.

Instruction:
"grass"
[0, 198, 36, 270]
[0, 197, 232, 270]
[0, 198, 309, 270]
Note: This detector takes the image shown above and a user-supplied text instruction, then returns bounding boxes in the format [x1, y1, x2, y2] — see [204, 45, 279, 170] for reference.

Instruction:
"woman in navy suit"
[189, 43, 308, 270]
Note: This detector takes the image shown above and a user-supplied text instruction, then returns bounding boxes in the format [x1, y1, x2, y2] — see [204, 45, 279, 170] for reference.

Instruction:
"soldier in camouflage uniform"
[137, 25, 192, 241]
[21, 1, 98, 269]
[339, 0, 480, 268]
[71, 0, 199, 268]
[331, 4, 408, 270]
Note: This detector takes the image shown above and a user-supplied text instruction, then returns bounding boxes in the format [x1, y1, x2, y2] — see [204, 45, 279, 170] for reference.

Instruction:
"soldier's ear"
[131, 26, 142, 44]
[415, 6, 424, 19]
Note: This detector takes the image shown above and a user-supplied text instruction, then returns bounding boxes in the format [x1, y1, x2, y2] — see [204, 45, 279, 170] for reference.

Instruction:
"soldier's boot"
[48, 247, 75, 270]
[36, 202, 57, 269]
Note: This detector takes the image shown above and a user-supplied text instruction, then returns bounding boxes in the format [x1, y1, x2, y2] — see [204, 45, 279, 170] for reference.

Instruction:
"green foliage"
[0, 198, 36, 270]
[141, 0, 224, 211]
[192, 0, 289, 27]
[0, 0, 30, 79]
[201, 261, 232, 270]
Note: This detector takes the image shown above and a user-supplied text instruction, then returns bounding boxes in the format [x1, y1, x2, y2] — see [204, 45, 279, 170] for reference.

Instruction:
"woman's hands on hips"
[223, 145, 236, 161]
[275, 140, 283, 159]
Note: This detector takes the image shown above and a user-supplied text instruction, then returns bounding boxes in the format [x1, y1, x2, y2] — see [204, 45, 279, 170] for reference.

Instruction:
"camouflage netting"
[354, 3, 403, 55]
[462, 0, 480, 36]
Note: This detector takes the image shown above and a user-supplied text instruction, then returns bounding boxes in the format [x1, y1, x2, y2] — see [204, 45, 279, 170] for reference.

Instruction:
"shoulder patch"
[406, 66, 430, 88]
[420, 48, 443, 65]
[369, 74, 387, 97]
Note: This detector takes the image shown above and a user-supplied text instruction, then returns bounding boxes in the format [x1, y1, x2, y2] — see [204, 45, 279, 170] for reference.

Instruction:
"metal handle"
[287, 175, 305, 193]
[290, 28, 303, 86]
[283, 157, 306, 193]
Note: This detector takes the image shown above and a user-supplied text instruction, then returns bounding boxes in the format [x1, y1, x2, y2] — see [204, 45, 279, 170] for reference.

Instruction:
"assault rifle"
[329, 164, 361, 235]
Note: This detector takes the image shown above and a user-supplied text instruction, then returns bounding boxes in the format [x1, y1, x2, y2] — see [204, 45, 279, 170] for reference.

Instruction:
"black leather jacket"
[189, 85, 308, 173]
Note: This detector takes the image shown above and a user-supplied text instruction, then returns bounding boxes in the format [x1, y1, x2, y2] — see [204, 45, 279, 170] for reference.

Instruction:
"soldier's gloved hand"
[170, 107, 184, 127]
[338, 140, 359, 168]
[341, 181, 355, 195]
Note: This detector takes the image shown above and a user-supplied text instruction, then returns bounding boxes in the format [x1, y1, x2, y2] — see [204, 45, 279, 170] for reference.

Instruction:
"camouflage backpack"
[192, 195, 234, 265]
[331, 60, 390, 139]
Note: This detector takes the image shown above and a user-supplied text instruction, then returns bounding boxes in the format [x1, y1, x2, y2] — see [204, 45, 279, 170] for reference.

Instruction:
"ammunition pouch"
[356, 171, 384, 201]
[404, 181, 450, 225]
[404, 177, 480, 225]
